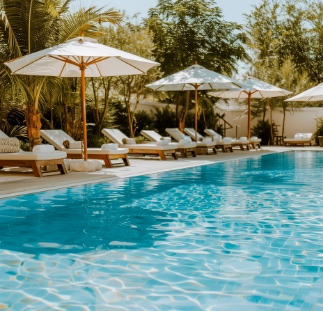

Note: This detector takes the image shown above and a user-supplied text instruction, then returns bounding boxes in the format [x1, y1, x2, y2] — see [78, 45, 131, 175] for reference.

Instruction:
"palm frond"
[6, 124, 28, 139]
[59, 7, 122, 42]
[0, 9, 22, 58]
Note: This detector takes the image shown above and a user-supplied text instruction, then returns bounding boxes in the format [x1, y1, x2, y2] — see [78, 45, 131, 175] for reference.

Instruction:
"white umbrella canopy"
[146, 64, 244, 91]
[5, 36, 160, 160]
[284, 83, 323, 102]
[209, 76, 292, 139]
[146, 64, 245, 139]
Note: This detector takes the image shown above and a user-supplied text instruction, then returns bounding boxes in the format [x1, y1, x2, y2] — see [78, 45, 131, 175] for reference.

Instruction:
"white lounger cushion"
[40, 129, 128, 154]
[32, 144, 55, 154]
[196, 141, 216, 147]
[0, 150, 66, 160]
[291, 133, 312, 140]
[118, 143, 176, 151]
[101, 143, 118, 150]
[63, 148, 129, 155]
[102, 129, 177, 151]
[250, 136, 261, 142]
[141, 130, 200, 150]
[156, 140, 170, 146]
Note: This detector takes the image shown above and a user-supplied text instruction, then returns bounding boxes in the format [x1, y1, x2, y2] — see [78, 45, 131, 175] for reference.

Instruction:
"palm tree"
[0, 0, 122, 148]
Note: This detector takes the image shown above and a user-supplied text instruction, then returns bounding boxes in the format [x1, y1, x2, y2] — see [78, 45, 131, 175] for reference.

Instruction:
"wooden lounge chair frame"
[0, 130, 68, 177]
[60, 152, 130, 168]
[182, 128, 218, 155]
[102, 129, 178, 160]
[284, 133, 313, 147]
[40, 130, 130, 168]
[0, 158, 67, 177]
[203, 129, 234, 152]
[140, 130, 196, 158]
[228, 139, 250, 151]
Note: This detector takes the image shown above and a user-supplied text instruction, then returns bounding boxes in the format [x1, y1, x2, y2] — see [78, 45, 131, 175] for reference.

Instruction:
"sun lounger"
[165, 128, 213, 156]
[224, 137, 250, 151]
[203, 129, 233, 152]
[101, 128, 177, 160]
[140, 129, 196, 157]
[0, 130, 67, 177]
[284, 133, 313, 146]
[182, 128, 217, 155]
[40, 129, 130, 167]
[249, 136, 262, 149]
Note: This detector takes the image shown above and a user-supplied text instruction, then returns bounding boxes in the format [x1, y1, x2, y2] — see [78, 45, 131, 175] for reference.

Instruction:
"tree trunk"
[25, 108, 42, 150]
[127, 106, 134, 137]
[282, 109, 286, 137]
[267, 99, 273, 145]
[178, 91, 190, 132]
[64, 101, 73, 137]
[178, 110, 186, 132]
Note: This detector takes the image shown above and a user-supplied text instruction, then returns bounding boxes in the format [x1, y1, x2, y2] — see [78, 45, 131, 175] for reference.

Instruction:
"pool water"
[1, 151, 323, 310]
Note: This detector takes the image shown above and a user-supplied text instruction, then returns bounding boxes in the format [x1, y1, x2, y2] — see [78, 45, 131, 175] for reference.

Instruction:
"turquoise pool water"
[1, 151, 323, 310]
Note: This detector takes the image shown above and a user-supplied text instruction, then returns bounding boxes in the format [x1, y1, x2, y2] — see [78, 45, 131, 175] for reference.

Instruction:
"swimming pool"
[1, 151, 323, 310]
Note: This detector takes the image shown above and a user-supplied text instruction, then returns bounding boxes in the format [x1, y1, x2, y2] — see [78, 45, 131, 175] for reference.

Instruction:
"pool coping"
[0, 146, 321, 199]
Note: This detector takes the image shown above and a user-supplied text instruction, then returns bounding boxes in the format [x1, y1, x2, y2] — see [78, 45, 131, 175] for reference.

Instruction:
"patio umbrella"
[5, 36, 160, 161]
[209, 76, 292, 139]
[146, 64, 245, 141]
[284, 83, 323, 102]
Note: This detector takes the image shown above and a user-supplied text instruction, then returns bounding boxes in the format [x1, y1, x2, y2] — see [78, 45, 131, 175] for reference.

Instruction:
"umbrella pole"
[80, 62, 88, 161]
[195, 85, 198, 142]
[247, 93, 251, 140]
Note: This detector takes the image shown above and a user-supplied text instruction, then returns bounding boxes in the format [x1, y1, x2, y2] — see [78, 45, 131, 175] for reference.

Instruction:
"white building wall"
[136, 100, 323, 143]
[218, 107, 323, 140]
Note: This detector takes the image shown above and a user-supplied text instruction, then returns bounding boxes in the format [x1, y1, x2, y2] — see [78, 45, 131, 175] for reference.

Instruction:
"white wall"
[218, 107, 322, 139]
[135, 100, 323, 143]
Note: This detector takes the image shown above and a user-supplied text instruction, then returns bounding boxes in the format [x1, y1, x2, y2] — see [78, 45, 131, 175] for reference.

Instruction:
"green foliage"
[0, 104, 28, 141]
[197, 94, 219, 132]
[5, 125, 28, 140]
[0, 0, 122, 139]
[245, 0, 323, 85]
[134, 110, 154, 135]
[87, 132, 108, 148]
[100, 22, 161, 136]
[108, 99, 130, 136]
[151, 105, 177, 136]
[251, 119, 271, 145]
[146, 0, 249, 76]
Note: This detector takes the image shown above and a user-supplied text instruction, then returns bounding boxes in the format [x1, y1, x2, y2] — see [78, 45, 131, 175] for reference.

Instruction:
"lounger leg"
[213, 147, 217, 154]
[191, 150, 196, 157]
[103, 156, 113, 168]
[158, 150, 167, 160]
[123, 155, 130, 166]
[172, 152, 178, 160]
[180, 149, 187, 157]
[31, 161, 43, 177]
[57, 159, 68, 175]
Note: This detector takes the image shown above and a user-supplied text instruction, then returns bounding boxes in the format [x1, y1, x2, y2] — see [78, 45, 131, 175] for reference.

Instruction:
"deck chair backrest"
[204, 129, 222, 139]
[184, 128, 204, 141]
[101, 128, 128, 146]
[141, 130, 162, 142]
[40, 130, 75, 150]
[295, 133, 312, 139]
[165, 128, 185, 142]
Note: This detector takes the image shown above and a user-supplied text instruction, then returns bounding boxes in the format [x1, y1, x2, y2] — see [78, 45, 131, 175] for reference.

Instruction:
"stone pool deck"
[0, 146, 321, 198]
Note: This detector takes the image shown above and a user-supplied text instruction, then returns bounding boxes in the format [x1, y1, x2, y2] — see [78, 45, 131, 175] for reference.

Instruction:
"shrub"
[251, 120, 271, 145]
